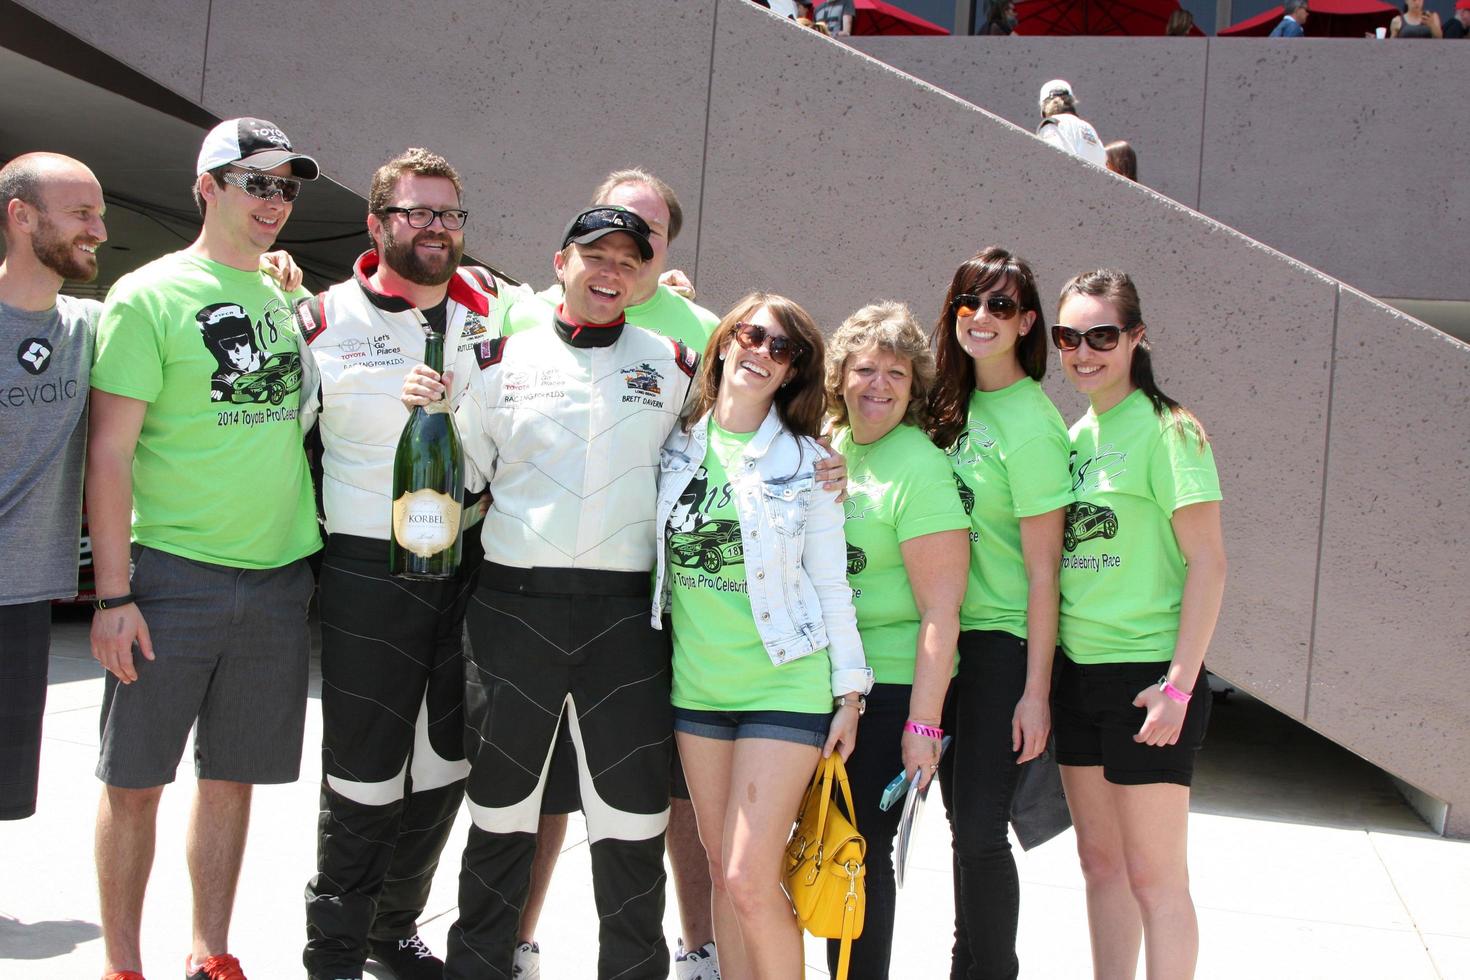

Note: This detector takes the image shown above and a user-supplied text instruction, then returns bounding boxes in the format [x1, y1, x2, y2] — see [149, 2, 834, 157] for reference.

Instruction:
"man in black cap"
[88, 116, 320, 980]
[402, 206, 697, 980]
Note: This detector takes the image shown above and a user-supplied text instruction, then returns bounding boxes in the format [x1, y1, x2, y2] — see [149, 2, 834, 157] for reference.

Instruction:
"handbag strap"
[832, 857, 860, 980]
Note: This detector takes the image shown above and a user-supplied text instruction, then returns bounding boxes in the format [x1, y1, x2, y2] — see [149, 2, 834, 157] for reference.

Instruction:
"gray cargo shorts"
[96, 544, 314, 789]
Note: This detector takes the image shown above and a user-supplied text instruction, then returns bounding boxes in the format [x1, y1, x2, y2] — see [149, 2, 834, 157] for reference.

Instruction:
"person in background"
[1269, 0, 1309, 36]
[928, 248, 1072, 980]
[1105, 141, 1138, 182]
[1165, 8, 1195, 34]
[1446, 0, 1470, 36]
[654, 293, 872, 980]
[1051, 269, 1226, 980]
[1036, 80, 1107, 168]
[821, 301, 969, 979]
[982, 0, 1019, 34]
[1390, 0, 1443, 36]
[816, 0, 855, 36]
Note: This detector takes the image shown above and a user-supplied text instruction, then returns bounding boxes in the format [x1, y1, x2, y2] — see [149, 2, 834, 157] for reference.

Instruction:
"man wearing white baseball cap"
[1036, 79, 1108, 168]
[88, 117, 321, 980]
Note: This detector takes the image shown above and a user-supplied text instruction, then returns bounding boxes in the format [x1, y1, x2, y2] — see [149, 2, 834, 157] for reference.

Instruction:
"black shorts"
[1052, 656, 1210, 787]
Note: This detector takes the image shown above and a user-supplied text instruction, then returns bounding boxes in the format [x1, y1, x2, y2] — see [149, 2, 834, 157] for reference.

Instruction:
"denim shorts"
[673, 706, 830, 748]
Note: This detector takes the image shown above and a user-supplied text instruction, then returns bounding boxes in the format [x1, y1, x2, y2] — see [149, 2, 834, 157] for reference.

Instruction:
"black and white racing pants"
[444, 562, 672, 980]
[304, 533, 478, 977]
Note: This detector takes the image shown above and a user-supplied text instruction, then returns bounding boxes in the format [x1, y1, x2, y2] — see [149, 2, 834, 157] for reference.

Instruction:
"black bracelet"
[93, 593, 136, 611]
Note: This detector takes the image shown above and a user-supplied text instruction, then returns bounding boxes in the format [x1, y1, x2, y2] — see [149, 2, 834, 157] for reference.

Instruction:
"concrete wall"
[852, 36, 1470, 303]
[15, 0, 1470, 835]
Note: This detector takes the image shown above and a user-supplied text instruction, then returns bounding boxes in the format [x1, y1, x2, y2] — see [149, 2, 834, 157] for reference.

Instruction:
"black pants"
[825, 683, 910, 979]
[0, 600, 50, 820]
[303, 534, 479, 977]
[938, 630, 1028, 980]
[445, 564, 671, 980]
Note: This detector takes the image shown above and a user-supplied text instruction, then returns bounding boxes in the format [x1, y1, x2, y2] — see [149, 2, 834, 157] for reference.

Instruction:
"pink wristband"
[904, 720, 944, 740]
[1158, 676, 1192, 704]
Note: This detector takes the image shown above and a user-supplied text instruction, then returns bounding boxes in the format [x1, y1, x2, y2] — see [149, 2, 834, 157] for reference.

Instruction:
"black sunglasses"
[376, 206, 469, 230]
[222, 170, 302, 203]
[1051, 324, 1137, 352]
[952, 293, 1020, 321]
[733, 321, 805, 365]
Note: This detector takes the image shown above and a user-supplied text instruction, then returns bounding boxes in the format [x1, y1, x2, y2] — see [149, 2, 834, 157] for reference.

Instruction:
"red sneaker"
[184, 954, 246, 980]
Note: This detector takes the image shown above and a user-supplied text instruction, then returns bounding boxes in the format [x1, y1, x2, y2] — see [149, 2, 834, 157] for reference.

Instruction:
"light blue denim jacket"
[652, 407, 873, 698]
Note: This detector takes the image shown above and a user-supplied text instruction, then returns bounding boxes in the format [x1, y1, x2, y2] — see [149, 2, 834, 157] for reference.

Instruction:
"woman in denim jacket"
[652, 292, 873, 980]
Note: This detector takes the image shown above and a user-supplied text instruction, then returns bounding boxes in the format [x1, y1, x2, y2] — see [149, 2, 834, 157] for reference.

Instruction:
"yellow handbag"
[783, 753, 866, 980]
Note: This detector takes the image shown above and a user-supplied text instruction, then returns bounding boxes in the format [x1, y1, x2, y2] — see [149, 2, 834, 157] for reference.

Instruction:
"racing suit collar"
[554, 304, 625, 348]
[352, 249, 490, 316]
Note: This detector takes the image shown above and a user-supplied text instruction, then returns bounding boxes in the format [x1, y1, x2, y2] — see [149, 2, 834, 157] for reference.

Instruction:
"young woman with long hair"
[1051, 269, 1226, 980]
[652, 292, 873, 980]
[928, 247, 1073, 980]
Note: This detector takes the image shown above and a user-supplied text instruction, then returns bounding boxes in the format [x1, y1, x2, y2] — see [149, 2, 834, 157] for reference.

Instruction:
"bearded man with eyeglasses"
[292, 147, 524, 980]
[87, 117, 321, 980]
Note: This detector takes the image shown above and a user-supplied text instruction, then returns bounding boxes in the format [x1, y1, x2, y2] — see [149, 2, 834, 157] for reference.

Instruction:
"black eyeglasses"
[376, 206, 469, 230]
[222, 170, 302, 203]
[952, 293, 1020, 321]
[1051, 324, 1137, 352]
[733, 322, 805, 365]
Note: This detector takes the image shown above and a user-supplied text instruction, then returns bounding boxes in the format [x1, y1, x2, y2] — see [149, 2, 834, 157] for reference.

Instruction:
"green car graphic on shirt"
[1063, 501, 1118, 552]
[229, 351, 302, 406]
[670, 519, 744, 573]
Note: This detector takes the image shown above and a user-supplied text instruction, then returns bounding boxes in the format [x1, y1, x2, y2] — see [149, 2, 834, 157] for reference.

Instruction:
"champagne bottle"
[390, 324, 463, 579]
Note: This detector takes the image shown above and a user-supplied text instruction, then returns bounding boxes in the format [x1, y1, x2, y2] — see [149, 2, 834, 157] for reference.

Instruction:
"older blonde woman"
[822, 301, 970, 980]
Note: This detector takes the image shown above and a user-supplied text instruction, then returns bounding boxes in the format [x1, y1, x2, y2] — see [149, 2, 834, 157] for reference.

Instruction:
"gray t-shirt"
[0, 294, 98, 603]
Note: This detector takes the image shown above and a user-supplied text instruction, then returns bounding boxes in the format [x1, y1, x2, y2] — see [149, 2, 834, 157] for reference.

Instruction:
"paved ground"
[2, 608, 1468, 978]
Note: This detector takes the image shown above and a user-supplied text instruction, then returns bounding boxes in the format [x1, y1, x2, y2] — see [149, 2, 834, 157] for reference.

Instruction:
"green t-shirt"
[669, 423, 831, 712]
[505, 282, 717, 352]
[948, 378, 1073, 637]
[1058, 389, 1222, 665]
[91, 251, 319, 569]
[835, 424, 969, 685]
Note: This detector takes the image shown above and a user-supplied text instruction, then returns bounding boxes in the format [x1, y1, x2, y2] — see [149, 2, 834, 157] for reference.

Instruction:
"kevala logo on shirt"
[17, 337, 52, 375]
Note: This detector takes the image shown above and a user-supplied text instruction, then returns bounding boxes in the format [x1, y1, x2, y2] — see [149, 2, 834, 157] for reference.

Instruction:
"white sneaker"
[513, 941, 540, 980]
[674, 940, 720, 980]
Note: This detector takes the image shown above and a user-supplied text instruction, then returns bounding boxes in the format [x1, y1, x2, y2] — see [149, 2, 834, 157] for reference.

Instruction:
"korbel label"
[392, 488, 460, 557]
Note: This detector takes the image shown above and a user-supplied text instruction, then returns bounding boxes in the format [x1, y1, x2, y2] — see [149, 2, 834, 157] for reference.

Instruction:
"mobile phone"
[879, 771, 910, 812]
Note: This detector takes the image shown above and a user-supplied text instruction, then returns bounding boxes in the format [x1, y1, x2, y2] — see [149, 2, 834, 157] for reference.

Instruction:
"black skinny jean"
[937, 629, 1029, 980]
[824, 683, 910, 979]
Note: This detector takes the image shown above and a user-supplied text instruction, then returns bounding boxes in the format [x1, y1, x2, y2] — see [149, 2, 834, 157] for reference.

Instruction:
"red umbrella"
[1218, 0, 1397, 36]
[1014, 0, 1196, 35]
[850, 0, 950, 35]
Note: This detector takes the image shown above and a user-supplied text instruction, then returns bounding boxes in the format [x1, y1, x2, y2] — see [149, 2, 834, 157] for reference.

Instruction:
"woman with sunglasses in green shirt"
[1050, 269, 1226, 980]
[821, 301, 971, 979]
[926, 247, 1073, 980]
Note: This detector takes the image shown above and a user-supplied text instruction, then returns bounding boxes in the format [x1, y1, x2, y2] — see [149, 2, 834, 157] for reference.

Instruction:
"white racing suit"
[444, 305, 697, 980]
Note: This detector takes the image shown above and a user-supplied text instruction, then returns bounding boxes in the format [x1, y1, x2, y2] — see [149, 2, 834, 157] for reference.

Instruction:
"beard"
[381, 225, 462, 287]
[32, 213, 99, 282]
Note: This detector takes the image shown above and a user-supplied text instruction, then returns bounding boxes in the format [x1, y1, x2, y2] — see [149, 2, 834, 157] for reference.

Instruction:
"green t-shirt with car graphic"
[948, 378, 1073, 637]
[669, 422, 831, 712]
[1058, 388, 1222, 665]
[91, 251, 318, 569]
[834, 424, 969, 685]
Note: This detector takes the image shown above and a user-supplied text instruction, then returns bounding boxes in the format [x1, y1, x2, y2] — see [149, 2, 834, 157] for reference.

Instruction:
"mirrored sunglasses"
[221, 170, 302, 203]
[952, 292, 1020, 320]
